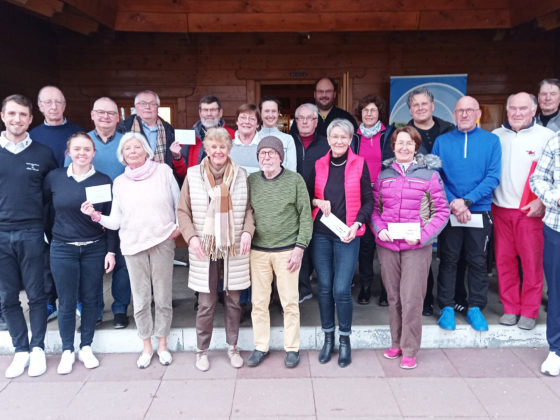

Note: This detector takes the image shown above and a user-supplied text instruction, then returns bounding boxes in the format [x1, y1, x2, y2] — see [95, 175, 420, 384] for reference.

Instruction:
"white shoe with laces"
[57, 350, 75, 375]
[5, 351, 30, 378]
[28, 347, 47, 377]
[78, 346, 100, 369]
[541, 351, 560, 376]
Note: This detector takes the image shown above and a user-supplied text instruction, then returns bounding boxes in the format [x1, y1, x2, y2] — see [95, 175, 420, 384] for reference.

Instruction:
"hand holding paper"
[387, 222, 421, 240]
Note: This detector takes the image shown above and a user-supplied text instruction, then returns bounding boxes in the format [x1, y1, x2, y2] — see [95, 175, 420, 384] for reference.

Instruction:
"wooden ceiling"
[5, 0, 560, 35]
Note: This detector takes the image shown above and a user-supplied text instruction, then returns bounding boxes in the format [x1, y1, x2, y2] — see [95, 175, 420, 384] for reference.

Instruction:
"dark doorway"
[260, 83, 315, 131]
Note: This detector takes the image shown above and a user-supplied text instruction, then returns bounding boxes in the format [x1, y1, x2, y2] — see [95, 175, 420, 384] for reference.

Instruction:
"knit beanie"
[257, 136, 284, 162]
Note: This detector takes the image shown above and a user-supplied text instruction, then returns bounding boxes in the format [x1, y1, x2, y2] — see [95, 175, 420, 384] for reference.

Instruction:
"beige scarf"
[200, 157, 238, 260]
[130, 116, 167, 163]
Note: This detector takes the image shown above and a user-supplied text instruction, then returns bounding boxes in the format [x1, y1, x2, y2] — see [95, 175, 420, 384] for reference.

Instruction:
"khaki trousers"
[124, 239, 175, 340]
[250, 249, 300, 352]
[196, 259, 242, 350]
[377, 245, 432, 358]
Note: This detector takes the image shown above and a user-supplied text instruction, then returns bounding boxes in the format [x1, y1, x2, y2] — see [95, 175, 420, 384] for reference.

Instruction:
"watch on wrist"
[463, 198, 473, 207]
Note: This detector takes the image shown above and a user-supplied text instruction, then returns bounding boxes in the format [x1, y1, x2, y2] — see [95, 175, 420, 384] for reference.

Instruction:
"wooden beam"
[115, 11, 188, 32]
[419, 9, 510, 30]
[62, 0, 117, 27]
[509, 0, 560, 26]
[537, 10, 560, 31]
[52, 10, 99, 35]
[5, 0, 63, 17]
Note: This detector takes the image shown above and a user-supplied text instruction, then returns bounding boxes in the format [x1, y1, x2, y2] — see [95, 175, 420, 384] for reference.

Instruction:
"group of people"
[1, 76, 560, 378]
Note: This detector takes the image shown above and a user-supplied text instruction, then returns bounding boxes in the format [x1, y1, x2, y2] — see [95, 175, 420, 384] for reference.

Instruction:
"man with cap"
[246, 136, 313, 368]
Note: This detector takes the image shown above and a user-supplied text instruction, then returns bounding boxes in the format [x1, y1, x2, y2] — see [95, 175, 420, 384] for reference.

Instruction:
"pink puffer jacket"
[372, 154, 449, 251]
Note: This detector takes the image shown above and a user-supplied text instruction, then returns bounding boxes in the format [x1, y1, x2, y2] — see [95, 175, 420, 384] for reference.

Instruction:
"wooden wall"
[1, 2, 558, 132]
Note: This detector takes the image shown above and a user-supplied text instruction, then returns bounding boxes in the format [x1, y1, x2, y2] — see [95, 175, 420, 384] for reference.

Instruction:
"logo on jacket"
[25, 162, 40, 171]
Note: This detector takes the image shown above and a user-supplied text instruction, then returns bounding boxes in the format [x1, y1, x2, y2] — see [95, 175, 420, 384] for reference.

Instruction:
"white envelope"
[387, 222, 421, 240]
[175, 129, 196, 145]
[320, 213, 350, 239]
[449, 213, 483, 228]
[85, 184, 112, 204]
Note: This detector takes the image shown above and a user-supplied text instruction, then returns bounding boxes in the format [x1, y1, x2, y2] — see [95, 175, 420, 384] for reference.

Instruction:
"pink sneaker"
[383, 348, 402, 359]
[400, 356, 417, 369]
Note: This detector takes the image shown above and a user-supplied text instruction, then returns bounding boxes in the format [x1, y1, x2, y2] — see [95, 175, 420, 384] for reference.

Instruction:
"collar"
[67, 163, 96, 182]
[502, 118, 536, 132]
[141, 119, 159, 132]
[234, 131, 259, 145]
[0, 131, 32, 154]
[93, 129, 117, 143]
[44, 118, 68, 126]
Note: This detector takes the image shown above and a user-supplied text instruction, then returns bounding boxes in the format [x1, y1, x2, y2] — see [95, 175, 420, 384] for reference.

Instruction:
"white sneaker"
[28, 347, 47, 377]
[228, 345, 244, 368]
[136, 352, 153, 369]
[195, 350, 209, 372]
[78, 346, 99, 369]
[541, 351, 560, 376]
[5, 351, 30, 378]
[57, 350, 75, 375]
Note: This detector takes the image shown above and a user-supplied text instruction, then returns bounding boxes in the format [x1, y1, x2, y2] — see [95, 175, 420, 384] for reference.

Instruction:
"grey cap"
[257, 136, 284, 162]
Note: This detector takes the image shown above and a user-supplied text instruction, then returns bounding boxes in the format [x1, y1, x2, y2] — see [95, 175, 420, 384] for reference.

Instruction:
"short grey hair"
[295, 103, 318, 119]
[538, 78, 560, 92]
[134, 90, 161, 106]
[406, 87, 434, 108]
[327, 118, 354, 138]
[506, 93, 538, 111]
[116, 132, 155, 165]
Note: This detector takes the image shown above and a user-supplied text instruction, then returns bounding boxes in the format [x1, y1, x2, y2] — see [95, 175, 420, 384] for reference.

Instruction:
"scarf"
[131, 116, 167, 164]
[200, 156, 238, 260]
[359, 120, 382, 138]
[125, 158, 158, 181]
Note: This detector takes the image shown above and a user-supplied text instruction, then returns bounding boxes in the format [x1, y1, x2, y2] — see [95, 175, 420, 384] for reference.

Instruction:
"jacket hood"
[382, 153, 442, 170]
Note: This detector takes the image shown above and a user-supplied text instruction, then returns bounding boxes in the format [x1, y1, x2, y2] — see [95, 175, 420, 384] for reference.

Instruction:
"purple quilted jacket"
[371, 154, 450, 251]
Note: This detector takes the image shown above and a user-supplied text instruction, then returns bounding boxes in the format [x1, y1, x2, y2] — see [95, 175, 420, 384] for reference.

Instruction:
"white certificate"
[320, 213, 350, 239]
[388, 222, 421, 240]
[175, 129, 196, 145]
[85, 184, 112, 204]
[449, 213, 483, 228]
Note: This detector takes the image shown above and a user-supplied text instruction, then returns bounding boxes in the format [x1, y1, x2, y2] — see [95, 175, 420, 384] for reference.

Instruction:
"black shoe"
[247, 350, 269, 367]
[0, 314, 7, 331]
[378, 295, 388, 307]
[422, 304, 434, 317]
[338, 335, 351, 368]
[357, 287, 371, 305]
[284, 351, 300, 368]
[319, 332, 335, 364]
[194, 292, 199, 311]
[113, 313, 129, 329]
[454, 302, 468, 316]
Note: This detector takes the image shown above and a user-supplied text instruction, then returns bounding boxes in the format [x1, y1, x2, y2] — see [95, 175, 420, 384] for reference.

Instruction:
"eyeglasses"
[136, 101, 158, 108]
[40, 100, 65, 107]
[238, 115, 258, 123]
[258, 150, 277, 158]
[296, 116, 317, 122]
[316, 89, 334, 95]
[454, 108, 479, 116]
[362, 107, 379, 114]
[200, 107, 220, 113]
[93, 109, 118, 117]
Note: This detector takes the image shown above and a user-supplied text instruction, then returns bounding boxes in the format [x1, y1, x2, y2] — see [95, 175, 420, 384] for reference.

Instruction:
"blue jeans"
[312, 233, 360, 335]
[96, 248, 131, 316]
[50, 239, 106, 352]
[544, 225, 560, 355]
[0, 228, 47, 352]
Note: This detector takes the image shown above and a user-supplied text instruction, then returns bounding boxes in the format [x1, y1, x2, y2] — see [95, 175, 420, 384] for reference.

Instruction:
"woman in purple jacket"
[372, 126, 449, 369]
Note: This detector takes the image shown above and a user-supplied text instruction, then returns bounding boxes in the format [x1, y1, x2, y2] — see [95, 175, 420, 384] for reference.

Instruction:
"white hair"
[116, 132, 154, 165]
[134, 90, 161, 106]
[506, 93, 538, 111]
[327, 118, 354, 138]
[295, 103, 318, 119]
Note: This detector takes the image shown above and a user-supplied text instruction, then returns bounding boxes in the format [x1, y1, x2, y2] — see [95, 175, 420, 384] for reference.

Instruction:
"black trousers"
[437, 211, 493, 309]
[358, 226, 387, 296]
[298, 239, 314, 298]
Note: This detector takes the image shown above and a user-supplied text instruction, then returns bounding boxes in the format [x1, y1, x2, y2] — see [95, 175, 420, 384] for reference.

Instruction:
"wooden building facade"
[1, 1, 559, 131]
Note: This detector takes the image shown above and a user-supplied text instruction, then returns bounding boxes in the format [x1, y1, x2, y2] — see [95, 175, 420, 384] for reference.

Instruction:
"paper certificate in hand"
[85, 184, 112, 204]
[449, 214, 483, 228]
[320, 213, 351, 239]
[387, 222, 421, 240]
[175, 129, 196, 145]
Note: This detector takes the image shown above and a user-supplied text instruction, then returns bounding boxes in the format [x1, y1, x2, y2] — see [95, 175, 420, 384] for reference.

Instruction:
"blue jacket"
[432, 127, 501, 211]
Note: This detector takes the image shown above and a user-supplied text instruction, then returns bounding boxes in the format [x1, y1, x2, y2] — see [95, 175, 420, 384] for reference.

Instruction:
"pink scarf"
[125, 159, 158, 181]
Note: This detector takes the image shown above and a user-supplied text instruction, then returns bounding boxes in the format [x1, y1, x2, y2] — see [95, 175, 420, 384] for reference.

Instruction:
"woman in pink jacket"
[372, 126, 449, 369]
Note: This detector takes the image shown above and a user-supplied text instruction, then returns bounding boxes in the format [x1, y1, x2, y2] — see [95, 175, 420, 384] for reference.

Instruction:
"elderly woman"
[45, 132, 116, 374]
[177, 127, 254, 372]
[308, 118, 373, 368]
[372, 126, 449, 369]
[354, 94, 390, 306]
[229, 103, 262, 174]
[81, 132, 180, 369]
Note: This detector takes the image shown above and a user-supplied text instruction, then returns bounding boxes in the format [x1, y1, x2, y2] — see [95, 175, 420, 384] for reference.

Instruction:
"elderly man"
[536, 79, 560, 132]
[290, 103, 330, 302]
[433, 96, 501, 331]
[292, 78, 357, 138]
[531, 130, 560, 375]
[259, 96, 297, 171]
[247, 136, 312, 368]
[183, 95, 236, 168]
[118, 90, 185, 180]
[0, 94, 57, 378]
[64, 97, 131, 329]
[492, 92, 556, 330]
[30, 85, 84, 322]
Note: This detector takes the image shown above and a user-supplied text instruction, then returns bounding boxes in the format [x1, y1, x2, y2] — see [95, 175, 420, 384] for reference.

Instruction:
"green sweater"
[248, 169, 313, 251]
